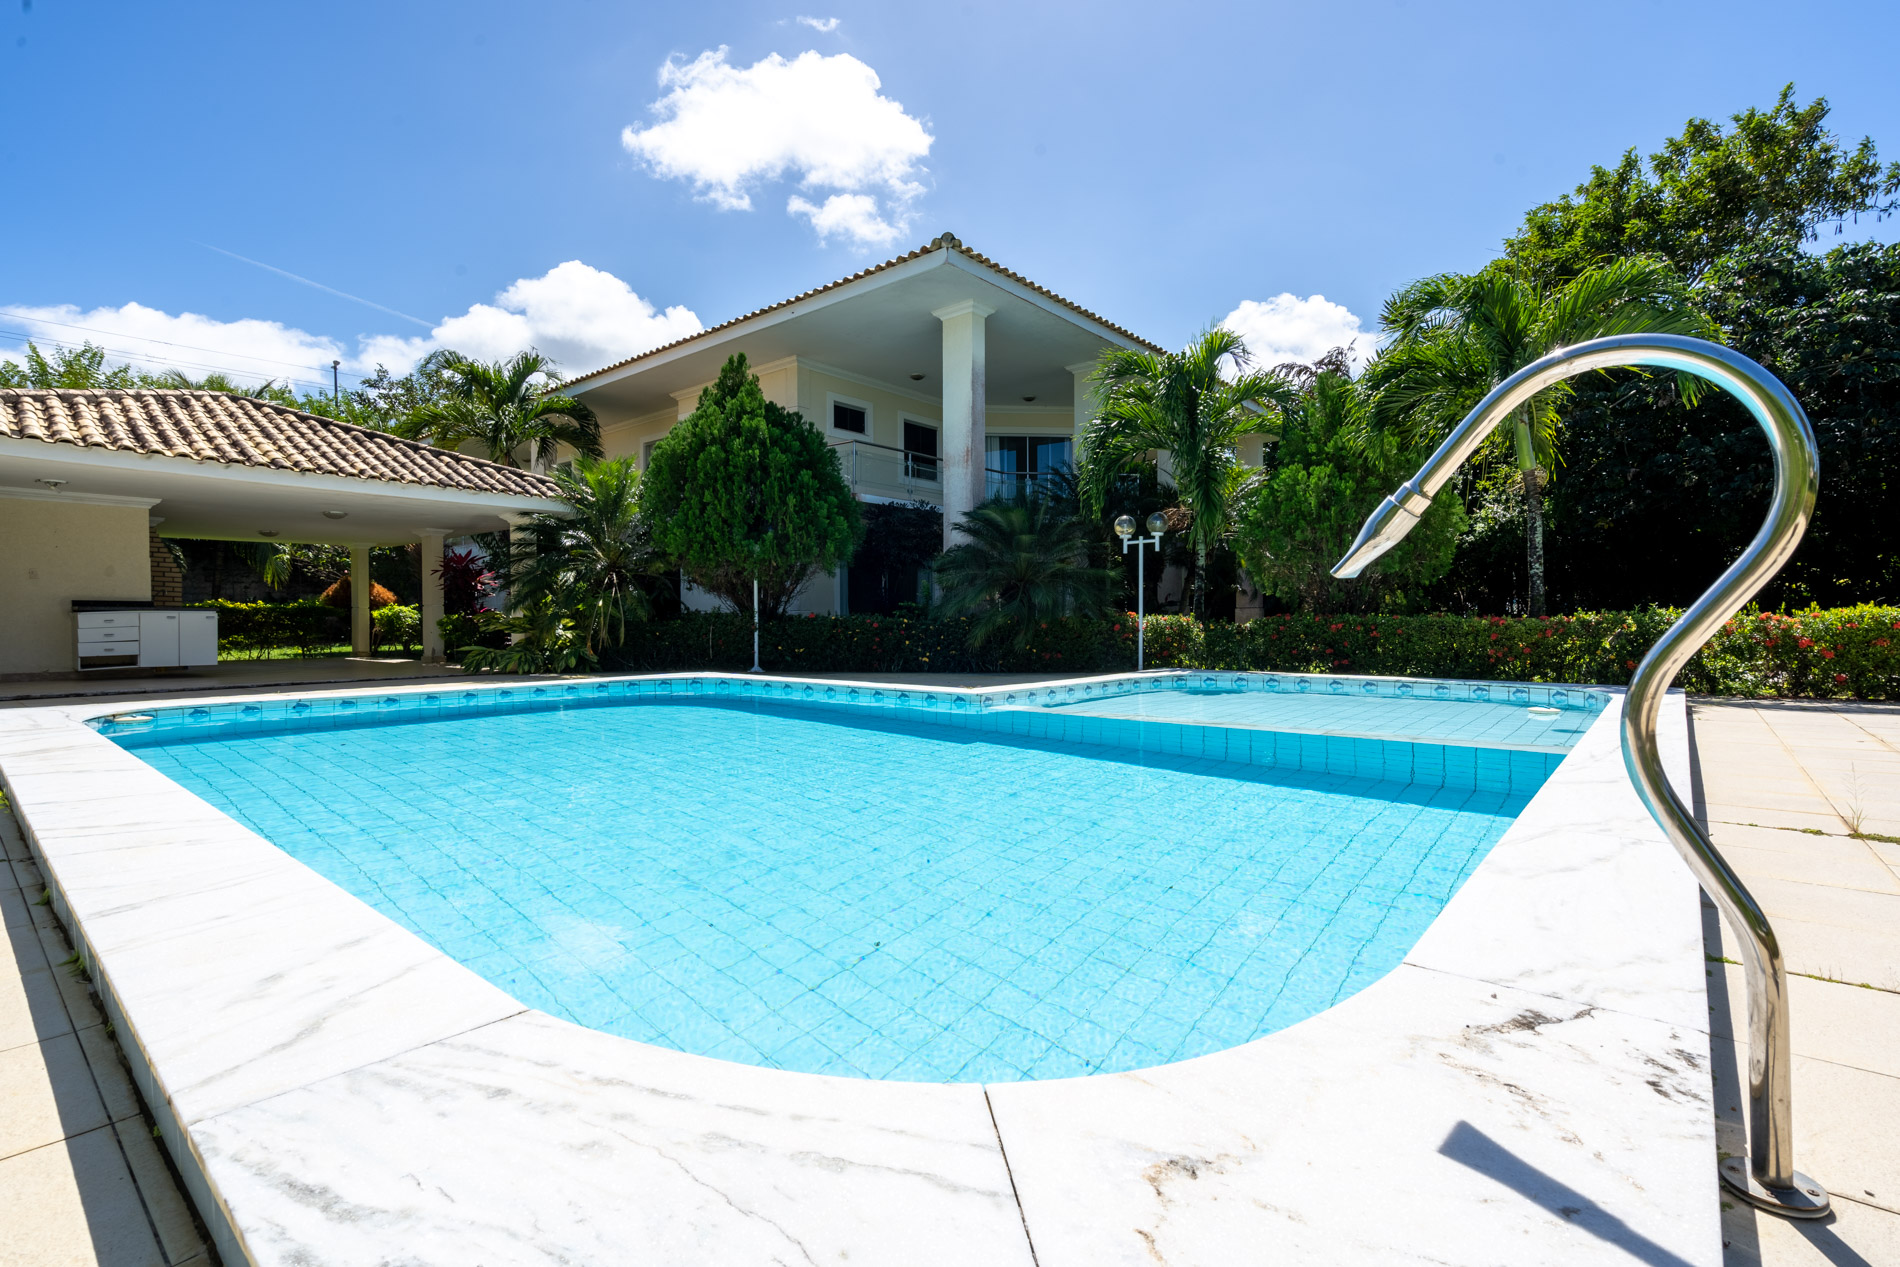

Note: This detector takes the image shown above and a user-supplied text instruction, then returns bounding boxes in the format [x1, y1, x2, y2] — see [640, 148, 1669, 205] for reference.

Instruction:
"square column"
[1067, 359, 1101, 454]
[418, 532, 448, 662]
[349, 544, 372, 657]
[933, 300, 995, 549]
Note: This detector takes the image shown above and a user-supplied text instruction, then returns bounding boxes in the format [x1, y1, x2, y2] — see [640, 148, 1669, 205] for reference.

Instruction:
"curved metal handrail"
[1331, 333, 1830, 1218]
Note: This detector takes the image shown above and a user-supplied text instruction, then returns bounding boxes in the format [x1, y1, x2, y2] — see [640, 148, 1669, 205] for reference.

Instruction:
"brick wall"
[149, 529, 184, 606]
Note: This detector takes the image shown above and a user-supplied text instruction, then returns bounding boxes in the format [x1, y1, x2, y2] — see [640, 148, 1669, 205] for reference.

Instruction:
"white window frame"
[826, 391, 873, 440]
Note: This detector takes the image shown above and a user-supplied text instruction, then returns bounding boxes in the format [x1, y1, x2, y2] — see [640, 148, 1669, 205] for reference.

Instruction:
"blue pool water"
[117, 694, 1543, 1082]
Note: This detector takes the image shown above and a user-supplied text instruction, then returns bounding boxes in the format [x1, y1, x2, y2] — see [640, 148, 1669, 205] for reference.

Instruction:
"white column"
[418, 532, 447, 662]
[349, 544, 372, 657]
[1067, 359, 1100, 457]
[933, 300, 995, 549]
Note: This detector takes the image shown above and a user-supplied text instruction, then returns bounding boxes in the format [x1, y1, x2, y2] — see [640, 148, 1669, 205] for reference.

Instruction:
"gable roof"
[0, 389, 561, 500]
[563, 232, 1163, 389]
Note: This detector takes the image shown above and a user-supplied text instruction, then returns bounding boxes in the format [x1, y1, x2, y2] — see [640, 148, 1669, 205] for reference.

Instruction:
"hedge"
[600, 605, 1900, 699]
[198, 599, 346, 658]
[199, 599, 417, 657]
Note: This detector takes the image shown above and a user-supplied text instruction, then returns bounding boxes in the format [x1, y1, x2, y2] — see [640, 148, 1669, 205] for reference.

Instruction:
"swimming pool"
[106, 682, 1557, 1083]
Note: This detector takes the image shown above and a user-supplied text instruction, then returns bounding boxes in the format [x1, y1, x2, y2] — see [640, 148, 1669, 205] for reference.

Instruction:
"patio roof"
[0, 390, 558, 499]
[0, 389, 567, 543]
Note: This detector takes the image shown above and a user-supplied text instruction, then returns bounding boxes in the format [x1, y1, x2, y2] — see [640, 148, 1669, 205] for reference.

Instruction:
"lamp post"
[1114, 511, 1167, 671]
[750, 577, 763, 674]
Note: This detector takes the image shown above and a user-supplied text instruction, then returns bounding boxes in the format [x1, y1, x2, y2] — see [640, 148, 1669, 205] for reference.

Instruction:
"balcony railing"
[831, 439, 941, 501]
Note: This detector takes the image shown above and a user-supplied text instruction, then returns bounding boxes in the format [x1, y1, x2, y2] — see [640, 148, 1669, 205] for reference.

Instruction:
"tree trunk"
[1522, 467, 1547, 618]
[1514, 416, 1546, 618]
[1193, 539, 1208, 619]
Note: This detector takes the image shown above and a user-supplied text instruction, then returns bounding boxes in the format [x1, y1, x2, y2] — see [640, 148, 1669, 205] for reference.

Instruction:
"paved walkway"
[0, 808, 212, 1265]
[1693, 699, 1900, 1266]
[0, 692, 1893, 1264]
[0, 657, 473, 709]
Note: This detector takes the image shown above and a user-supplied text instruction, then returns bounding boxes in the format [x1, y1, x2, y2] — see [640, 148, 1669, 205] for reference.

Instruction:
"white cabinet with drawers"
[75, 609, 218, 670]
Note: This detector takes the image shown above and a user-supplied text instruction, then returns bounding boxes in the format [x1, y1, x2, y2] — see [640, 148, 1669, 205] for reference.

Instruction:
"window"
[902, 419, 939, 481]
[985, 435, 1072, 499]
[641, 439, 659, 469]
[831, 401, 868, 434]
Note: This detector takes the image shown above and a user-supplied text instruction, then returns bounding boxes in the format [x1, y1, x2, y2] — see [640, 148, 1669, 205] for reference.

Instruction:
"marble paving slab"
[0, 675, 1717, 1266]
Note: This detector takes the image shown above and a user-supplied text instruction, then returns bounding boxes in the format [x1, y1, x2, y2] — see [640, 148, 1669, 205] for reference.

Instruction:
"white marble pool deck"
[0, 672, 1715, 1266]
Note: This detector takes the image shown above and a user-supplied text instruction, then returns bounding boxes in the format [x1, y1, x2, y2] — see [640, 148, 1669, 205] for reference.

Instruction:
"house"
[562, 233, 1168, 614]
[0, 390, 566, 679]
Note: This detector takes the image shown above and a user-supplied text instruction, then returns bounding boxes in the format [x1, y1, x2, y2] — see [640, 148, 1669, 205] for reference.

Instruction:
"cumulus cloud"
[358, 260, 702, 378]
[1221, 294, 1373, 372]
[5, 261, 701, 389]
[622, 46, 932, 248]
[0, 302, 346, 391]
[795, 15, 840, 32]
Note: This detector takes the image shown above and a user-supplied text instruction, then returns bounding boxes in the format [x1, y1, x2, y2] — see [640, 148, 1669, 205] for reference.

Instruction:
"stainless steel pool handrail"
[1329, 333, 1830, 1219]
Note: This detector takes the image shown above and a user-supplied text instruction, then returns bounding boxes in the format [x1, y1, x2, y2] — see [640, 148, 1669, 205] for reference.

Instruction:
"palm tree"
[396, 350, 600, 469]
[499, 455, 654, 656]
[1367, 256, 1714, 615]
[933, 497, 1120, 648]
[1080, 329, 1293, 617]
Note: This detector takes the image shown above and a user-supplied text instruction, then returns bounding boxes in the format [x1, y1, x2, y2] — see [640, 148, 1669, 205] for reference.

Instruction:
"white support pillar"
[349, 544, 372, 657]
[418, 531, 448, 663]
[1067, 359, 1100, 457]
[933, 300, 995, 549]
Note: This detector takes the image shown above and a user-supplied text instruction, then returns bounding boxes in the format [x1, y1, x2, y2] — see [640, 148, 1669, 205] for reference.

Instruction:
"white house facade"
[561, 233, 1163, 614]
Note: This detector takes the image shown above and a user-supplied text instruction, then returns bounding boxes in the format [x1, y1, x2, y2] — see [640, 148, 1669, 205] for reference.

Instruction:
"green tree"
[641, 353, 861, 616]
[1080, 328, 1292, 617]
[1507, 85, 1900, 286]
[503, 455, 655, 655]
[394, 350, 600, 468]
[1368, 256, 1713, 615]
[1538, 239, 1900, 610]
[1233, 361, 1465, 613]
[933, 497, 1120, 647]
[0, 341, 139, 389]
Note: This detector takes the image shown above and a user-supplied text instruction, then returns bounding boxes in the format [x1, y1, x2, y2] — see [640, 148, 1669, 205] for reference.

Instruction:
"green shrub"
[200, 599, 345, 659]
[597, 605, 1900, 698]
[372, 604, 421, 653]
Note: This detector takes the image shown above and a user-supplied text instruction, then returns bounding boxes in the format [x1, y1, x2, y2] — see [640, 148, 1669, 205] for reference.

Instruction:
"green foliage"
[394, 350, 600, 468]
[1507, 85, 1900, 286]
[502, 455, 656, 655]
[933, 498, 1121, 647]
[642, 353, 861, 616]
[371, 604, 421, 653]
[599, 604, 1900, 698]
[1081, 328, 1294, 615]
[1367, 257, 1712, 616]
[0, 341, 140, 389]
[199, 599, 345, 659]
[1537, 239, 1900, 611]
[1234, 367, 1465, 612]
[604, 611, 1140, 675]
[460, 602, 595, 674]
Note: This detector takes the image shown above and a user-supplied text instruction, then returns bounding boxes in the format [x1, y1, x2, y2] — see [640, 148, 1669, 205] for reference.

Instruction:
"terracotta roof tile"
[0, 389, 562, 500]
[564, 232, 1163, 388]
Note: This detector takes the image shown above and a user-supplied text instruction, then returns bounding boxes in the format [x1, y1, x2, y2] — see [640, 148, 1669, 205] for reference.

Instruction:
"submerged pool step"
[98, 673, 1562, 799]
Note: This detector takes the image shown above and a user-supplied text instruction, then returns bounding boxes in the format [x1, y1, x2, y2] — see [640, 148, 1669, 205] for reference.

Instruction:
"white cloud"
[795, 15, 840, 32]
[0, 301, 346, 391]
[5, 261, 702, 390]
[1221, 294, 1372, 372]
[787, 193, 905, 249]
[358, 260, 703, 378]
[622, 46, 932, 248]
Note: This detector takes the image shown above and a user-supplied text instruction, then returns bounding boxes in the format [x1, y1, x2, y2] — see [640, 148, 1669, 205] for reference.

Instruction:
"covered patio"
[0, 389, 566, 680]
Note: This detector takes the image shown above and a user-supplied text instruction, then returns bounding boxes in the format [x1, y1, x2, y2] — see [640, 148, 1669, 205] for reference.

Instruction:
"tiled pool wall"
[1020, 669, 1612, 713]
[96, 670, 1572, 798]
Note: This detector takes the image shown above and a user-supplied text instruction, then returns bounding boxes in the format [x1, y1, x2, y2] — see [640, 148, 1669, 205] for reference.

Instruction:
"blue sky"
[3, 0, 1897, 394]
